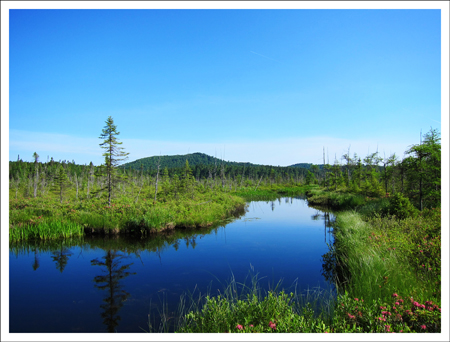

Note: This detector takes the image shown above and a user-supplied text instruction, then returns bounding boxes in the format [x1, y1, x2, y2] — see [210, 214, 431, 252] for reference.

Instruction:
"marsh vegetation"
[8, 120, 441, 333]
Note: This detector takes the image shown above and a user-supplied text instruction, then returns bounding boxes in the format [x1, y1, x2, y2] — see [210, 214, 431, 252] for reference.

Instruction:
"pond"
[9, 197, 335, 333]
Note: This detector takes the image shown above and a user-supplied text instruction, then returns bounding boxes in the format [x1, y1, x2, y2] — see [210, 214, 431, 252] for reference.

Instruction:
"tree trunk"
[154, 160, 160, 203]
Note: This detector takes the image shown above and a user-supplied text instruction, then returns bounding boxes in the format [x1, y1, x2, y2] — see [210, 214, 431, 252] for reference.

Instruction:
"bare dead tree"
[240, 166, 245, 188]
[74, 173, 79, 200]
[323, 147, 327, 189]
[154, 155, 161, 203]
[33, 152, 39, 198]
[254, 175, 264, 191]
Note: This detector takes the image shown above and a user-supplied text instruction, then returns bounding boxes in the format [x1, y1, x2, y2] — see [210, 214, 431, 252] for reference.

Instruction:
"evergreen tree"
[33, 152, 39, 198]
[99, 116, 129, 206]
[53, 165, 71, 203]
[181, 160, 194, 196]
[404, 128, 441, 210]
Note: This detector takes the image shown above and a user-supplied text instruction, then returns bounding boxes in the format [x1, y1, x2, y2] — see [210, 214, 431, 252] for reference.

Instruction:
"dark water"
[9, 197, 334, 333]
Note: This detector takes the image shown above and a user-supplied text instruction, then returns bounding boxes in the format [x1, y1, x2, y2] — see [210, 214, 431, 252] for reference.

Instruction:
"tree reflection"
[91, 249, 136, 332]
[51, 242, 73, 273]
[32, 247, 40, 271]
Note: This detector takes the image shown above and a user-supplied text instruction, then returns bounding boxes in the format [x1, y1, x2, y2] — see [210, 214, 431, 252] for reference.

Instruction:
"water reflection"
[91, 249, 136, 332]
[51, 241, 73, 273]
[10, 197, 335, 333]
[310, 209, 334, 244]
[32, 247, 40, 271]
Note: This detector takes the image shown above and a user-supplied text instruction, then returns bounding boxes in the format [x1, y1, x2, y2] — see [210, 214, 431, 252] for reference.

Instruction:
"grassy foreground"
[172, 189, 441, 333]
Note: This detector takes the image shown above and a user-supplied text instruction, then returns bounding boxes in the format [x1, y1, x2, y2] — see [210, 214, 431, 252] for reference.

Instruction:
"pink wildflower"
[354, 298, 359, 301]
[395, 302, 400, 305]
[420, 325, 426, 330]
[269, 321, 276, 330]
[392, 293, 399, 298]
[249, 325, 254, 328]
[236, 324, 243, 330]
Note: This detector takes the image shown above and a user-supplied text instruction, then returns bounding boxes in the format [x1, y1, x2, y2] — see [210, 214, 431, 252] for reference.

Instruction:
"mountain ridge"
[120, 152, 319, 171]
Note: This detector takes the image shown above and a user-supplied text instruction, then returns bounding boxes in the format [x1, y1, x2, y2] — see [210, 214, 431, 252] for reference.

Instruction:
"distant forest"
[8, 153, 310, 187]
[8, 128, 441, 211]
[117, 152, 309, 180]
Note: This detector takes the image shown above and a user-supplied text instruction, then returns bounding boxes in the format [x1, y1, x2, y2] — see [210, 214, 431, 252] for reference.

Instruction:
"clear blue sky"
[6, 7, 445, 166]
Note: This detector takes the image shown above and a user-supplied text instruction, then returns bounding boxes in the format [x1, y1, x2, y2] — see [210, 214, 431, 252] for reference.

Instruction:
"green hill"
[289, 163, 324, 170]
[120, 152, 258, 171]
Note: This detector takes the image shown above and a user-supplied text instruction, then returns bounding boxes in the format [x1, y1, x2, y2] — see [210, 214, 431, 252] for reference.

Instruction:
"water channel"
[9, 197, 335, 332]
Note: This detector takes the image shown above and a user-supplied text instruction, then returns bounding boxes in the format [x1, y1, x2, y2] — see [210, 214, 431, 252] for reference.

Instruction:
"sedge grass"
[146, 269, 337, 333]
[9, 191, 246, 240]
[9, 221, 83, 242]
[333, 211, 439, 305]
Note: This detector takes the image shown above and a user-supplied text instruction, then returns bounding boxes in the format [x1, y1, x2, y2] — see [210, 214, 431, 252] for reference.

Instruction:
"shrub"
[385, 193, 417, 220]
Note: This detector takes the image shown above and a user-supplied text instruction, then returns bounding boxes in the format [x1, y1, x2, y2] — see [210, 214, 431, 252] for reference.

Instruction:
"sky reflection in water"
[9, 197, 334, 332]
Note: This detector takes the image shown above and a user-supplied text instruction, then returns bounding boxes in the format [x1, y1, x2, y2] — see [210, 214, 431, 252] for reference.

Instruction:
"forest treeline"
[120, 152, 318, 173]
[9, 128, 440, 210]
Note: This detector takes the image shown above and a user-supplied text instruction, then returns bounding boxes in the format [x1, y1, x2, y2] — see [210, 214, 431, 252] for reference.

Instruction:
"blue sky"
[1, 4, 449, 342]
[5, 5, 447, 166]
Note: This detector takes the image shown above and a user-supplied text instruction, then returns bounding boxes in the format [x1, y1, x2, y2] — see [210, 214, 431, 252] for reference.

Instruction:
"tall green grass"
[151, 270, 337, 333]
[9, 191, 246, 240]
[306, 189, 367, 210]
[332, 212, 431, 303]
[9, 221, 83, 242]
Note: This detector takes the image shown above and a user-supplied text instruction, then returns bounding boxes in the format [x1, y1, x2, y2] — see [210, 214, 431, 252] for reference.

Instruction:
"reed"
[157, 270, 338, 333]
[9, 220, 83, 242]
[332, 210, 440, 306]
[9, 191, 246, 240]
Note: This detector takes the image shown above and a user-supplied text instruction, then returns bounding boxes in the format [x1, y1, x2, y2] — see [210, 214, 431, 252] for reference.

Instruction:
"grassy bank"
[233, 184, 314, 201]
[173, 188, 441, 333]
[9, 191, 246, 242]
[306, 187, 377, 210]
[9, 183, 312, 242]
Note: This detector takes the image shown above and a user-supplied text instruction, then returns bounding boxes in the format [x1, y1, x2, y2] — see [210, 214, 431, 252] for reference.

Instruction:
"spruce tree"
[98, 116, 129, 206]
[53, 165, 71, 203]
[33, 152, 39, 198]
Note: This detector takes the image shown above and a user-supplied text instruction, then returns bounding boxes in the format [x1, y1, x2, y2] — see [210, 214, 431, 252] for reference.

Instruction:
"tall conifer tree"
[53, 165, 71, 203]
[99, 116, 129, 206]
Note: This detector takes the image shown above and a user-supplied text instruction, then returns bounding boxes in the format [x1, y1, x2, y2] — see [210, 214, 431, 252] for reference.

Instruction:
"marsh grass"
[145, 269, 337, 333]
[333, 211, 440, 306]
[9, 192, 246, 240]
[9, 220, 83, 242]
[306, 189, 367, 210]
